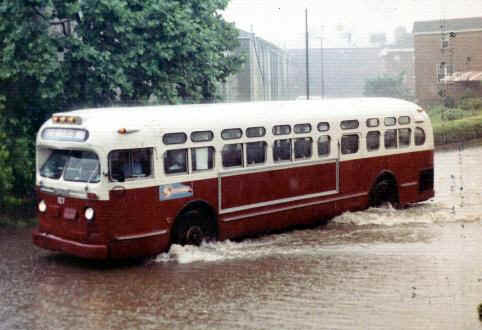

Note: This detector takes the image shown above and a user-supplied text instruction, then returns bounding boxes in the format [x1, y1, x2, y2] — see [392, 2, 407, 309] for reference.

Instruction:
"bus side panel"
[220, 162, 337, 210]
[339, 150, 434, 207]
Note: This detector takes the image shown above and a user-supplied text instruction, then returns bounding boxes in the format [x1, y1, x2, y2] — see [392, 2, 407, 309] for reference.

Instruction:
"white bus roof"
[52, 98, 421, 133]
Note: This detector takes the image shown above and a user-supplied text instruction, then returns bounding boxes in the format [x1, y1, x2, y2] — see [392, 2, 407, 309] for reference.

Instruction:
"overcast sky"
[223, 0, 482, 48]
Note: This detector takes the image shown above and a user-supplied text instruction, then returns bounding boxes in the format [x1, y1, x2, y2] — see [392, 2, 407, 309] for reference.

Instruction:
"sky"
[222, 0, 482, 48]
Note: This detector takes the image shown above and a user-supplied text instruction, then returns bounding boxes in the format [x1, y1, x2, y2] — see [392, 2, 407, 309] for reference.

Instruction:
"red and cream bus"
[33, 98, 434, 259]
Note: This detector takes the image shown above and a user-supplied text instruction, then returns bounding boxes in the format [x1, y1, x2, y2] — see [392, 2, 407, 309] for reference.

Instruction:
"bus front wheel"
[173, 210, 215, 246]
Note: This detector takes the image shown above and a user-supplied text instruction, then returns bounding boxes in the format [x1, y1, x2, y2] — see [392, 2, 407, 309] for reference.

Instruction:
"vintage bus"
[33, 98, 434, 259]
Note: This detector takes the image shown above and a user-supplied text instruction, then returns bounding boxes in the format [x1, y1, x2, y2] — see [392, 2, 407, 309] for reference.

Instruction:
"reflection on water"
[0, 142, 481, 330]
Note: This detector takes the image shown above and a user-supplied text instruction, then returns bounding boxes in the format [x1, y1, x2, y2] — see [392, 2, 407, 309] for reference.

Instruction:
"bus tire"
[172, 209, 215, 246]
[370, 179, 399, 208]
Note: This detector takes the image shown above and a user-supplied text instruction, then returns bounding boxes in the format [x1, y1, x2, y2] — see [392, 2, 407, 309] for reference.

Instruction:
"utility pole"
[305, 8, 310, 100]
[320, 28, 325, 99]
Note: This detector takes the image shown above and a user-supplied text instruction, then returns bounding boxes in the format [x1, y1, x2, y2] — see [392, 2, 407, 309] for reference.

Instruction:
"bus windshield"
[40, 150, 100, 183]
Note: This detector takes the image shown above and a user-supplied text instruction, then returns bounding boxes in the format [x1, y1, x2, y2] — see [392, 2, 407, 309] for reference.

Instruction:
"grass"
[427, 103, 482, 145]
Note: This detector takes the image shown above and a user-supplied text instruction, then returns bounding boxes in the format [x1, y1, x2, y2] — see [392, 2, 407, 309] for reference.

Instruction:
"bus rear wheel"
[370, 179, 399, 208]
[173, 210, 215, 246]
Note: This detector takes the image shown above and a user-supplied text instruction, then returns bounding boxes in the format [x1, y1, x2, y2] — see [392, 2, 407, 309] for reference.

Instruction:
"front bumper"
[32, 230, 109, 259]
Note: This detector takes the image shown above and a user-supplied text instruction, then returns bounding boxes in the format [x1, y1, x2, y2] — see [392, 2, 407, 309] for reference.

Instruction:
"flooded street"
[1, 142, 481, 330]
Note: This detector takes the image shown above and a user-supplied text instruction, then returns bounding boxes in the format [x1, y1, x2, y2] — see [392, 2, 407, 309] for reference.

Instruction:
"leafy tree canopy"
[1, 0, 243, 121]
[363, 73, 413, 101]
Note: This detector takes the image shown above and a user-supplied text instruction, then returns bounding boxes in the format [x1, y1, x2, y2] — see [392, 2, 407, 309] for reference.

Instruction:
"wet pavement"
[1, 141, 481, 330]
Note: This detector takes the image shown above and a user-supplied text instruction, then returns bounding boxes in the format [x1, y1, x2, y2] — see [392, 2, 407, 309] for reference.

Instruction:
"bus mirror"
[111, 170, 125, 183]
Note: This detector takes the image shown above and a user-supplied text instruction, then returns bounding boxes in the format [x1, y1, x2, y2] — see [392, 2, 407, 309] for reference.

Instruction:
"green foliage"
[459, 97, 482, 112]
[431, 113, 482, 145]
[363, 73, 413, 101]
[0, 0, 244, 209]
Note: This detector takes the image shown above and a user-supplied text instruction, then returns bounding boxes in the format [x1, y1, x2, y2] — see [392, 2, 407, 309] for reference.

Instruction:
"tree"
[363, 73, 413, 101]
[59, 0, 243, 106]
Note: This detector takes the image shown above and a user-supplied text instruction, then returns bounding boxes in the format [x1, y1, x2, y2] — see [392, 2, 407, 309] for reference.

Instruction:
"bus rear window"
[415, 127, 426, 145]
[40, 150, 100, 183]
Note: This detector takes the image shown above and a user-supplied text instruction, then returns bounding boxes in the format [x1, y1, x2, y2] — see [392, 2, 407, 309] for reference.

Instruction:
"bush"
[444, 108, 465, 121]
[363, 73, 414, 101]
[432, 114, 482, 145]
[0, 113, 36, 213]
[459, 97, 482, 112]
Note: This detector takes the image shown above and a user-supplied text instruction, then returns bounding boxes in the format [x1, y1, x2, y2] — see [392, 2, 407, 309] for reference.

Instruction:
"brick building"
[413, 17, 482, 105]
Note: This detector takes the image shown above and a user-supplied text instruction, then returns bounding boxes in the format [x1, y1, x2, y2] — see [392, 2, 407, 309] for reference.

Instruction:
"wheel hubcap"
[185, 226, 203, 246]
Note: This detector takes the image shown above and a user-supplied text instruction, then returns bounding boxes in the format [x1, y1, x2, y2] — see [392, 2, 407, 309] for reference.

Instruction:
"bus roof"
[54, 98, 421, 132]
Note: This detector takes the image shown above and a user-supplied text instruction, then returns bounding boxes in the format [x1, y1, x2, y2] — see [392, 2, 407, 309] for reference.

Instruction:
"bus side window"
[366, 131, 380, 151]
[273, 139, 292, 161]
[110, 148, 152, 180]
[294, 137, 312, 160]
[415, 127, 426, 145]
[384, 129, 397, 149]
[246, 141, 267, 165]
[318, 135, 330, 156]
[398, 128, 411, 147]
[222, 143, 243, 168]
[191, 147, 214, 171]
[164, 149, 188, 174]
[341, 134, 359, 154]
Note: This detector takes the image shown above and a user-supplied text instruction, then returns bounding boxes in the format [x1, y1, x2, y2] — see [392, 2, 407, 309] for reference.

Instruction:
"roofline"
[414, 27, 482, 36]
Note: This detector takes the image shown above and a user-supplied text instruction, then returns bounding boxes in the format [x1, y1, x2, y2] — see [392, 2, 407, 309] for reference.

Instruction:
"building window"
[294, 137, 312, 160]
[366, 131, 380, 151]
[341, 134, 359, 154]
[440, 34, 449, 49]
[318, 136, 330, 156]
[273, 139, 292, 161]
[246, 141, 267, 165]
[436, 63, 454, 81]
[164, 149, 188, 174]
[191, 147, 215, 171]
[222, 143, 243, 167]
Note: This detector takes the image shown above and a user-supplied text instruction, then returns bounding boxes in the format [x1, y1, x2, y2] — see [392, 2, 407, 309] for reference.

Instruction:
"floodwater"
[1, 142, 481, 330]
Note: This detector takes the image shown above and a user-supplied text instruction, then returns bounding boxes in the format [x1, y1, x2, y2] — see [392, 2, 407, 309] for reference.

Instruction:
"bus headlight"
[38, 200, 47, 213]
[85, 208, 95, 221]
